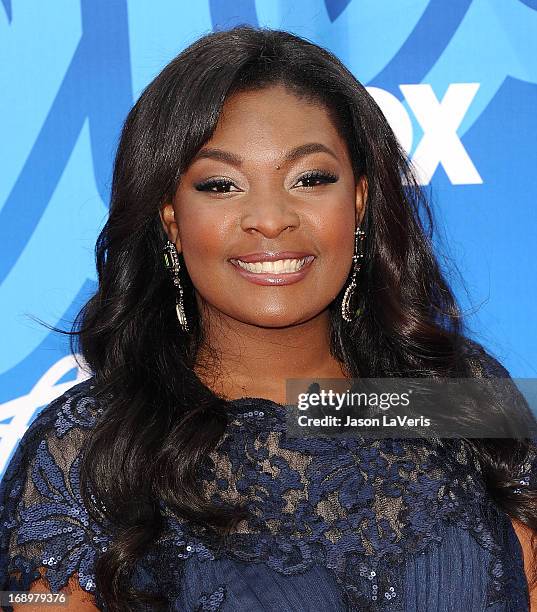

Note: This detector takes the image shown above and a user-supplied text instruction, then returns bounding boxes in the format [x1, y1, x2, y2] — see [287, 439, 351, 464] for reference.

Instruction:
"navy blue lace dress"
[1, 346, 536, 611]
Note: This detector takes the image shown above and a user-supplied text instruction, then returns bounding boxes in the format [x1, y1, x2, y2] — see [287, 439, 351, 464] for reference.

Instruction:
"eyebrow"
[191, 142, 339, 167]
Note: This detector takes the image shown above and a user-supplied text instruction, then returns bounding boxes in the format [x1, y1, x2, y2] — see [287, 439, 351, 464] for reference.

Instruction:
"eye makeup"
[193, 169, 339, 194]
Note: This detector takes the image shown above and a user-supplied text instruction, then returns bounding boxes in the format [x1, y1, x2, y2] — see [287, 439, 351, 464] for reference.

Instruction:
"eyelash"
[194, 170, 338, 194]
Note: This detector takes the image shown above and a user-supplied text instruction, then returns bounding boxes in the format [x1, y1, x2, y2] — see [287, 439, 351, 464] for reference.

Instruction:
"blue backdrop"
[1, 0, 536, 478]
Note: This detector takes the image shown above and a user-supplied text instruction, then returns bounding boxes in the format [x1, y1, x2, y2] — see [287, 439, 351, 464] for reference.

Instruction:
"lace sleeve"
[463, 337, 537, 488]
[0, 380, 109, 611]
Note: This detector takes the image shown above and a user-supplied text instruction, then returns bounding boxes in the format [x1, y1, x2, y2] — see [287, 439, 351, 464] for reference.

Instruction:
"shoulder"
[25, 376, 102, 443]
[460, 336, 537, 434]
[1, 376, 102, 498]
[1, 377, 102, 505]
[0, 376, 110, 598]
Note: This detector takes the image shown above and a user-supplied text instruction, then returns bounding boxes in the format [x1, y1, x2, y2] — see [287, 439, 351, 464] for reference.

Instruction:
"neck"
[194, 307, 348, 404]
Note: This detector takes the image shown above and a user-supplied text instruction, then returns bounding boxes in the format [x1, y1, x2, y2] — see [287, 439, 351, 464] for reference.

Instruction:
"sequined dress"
[1, 348, 536, 611]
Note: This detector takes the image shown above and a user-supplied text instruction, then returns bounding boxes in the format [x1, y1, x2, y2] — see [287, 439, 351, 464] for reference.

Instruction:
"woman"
[1, 25, 537, 611]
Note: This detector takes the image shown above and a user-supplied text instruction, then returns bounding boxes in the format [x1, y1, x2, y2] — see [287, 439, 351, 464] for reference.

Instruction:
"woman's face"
[160, 83, 367, 328]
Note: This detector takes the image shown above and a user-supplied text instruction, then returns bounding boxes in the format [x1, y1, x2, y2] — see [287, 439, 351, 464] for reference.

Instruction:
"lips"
[228, 252, 316, 286]
[228, 251, 314, 263]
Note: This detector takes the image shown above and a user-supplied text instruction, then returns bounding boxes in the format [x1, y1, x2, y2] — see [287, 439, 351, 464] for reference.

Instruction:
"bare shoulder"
[511, 517, 537, 610]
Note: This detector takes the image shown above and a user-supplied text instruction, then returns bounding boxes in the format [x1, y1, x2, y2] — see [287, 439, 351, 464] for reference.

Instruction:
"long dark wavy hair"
[64, 26, 537, 610]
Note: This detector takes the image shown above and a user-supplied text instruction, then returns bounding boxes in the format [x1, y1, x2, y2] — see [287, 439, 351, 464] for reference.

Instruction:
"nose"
[239, 194, 300, 238]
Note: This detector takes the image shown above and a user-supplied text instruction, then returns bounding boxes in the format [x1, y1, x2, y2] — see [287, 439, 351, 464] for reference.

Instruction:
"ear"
[355, 176, 368, 227]
[159, 202, 182, 252]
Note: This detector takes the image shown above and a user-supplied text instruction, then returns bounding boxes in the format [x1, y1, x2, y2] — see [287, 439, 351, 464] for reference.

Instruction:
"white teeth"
[234, 257, 311, 274]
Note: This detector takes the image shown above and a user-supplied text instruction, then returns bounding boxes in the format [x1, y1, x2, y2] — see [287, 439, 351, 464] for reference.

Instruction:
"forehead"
[204, 84, 347, 159]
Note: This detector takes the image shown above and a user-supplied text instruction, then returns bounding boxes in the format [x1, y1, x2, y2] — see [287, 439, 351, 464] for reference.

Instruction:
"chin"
[244, 310, 320, 328]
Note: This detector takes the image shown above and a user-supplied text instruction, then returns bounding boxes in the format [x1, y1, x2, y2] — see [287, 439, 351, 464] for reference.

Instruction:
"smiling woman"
[158, 83, 365, 403]
[1, 25, 537, 612]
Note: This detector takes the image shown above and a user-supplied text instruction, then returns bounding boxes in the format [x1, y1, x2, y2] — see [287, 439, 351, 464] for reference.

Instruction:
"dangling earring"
[341, 226, 366, 322]
[163, 240, 190, 333]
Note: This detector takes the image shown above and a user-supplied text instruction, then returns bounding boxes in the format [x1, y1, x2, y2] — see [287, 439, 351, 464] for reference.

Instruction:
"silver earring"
[341, 227, 365, 322]
[163, 240, 190, 333]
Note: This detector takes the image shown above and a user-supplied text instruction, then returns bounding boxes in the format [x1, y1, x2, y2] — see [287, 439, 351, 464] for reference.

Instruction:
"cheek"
[314, 206, 356, 269]
[176, 208, 231, 284]
[177, 201, 226, 254]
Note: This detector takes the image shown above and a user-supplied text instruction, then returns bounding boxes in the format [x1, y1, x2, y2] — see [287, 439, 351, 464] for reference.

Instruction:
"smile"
[230, 256, 314, 274]
[228, 254, 316, 286]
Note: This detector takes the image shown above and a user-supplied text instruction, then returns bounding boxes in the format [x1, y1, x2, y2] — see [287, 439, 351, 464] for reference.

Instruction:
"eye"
[294, 170, 338, 189]
[194, 178, 240, 194]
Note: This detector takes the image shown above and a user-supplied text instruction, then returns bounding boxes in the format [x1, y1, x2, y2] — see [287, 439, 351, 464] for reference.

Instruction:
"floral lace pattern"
[0, 340, 535, 611]
[0, 383, 111, 610]
[174, 402, 524, 610]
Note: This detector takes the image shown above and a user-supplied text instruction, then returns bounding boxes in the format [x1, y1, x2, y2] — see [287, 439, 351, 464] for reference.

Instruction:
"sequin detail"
[0, 381, 109, 600]
[196, 585, 226, 611]
[0, 340, 534, 611]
